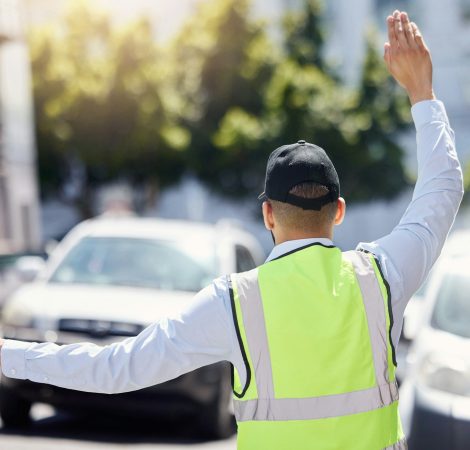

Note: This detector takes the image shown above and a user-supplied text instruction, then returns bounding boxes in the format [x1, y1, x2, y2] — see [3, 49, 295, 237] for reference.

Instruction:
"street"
[0, 404, 236, 450]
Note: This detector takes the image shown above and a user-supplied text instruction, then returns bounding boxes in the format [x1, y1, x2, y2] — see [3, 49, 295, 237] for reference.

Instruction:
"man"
[0, 10, 463, 450]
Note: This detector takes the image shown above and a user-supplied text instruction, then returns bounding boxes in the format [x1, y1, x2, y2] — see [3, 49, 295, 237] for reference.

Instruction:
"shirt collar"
[265, 237, 335, 263]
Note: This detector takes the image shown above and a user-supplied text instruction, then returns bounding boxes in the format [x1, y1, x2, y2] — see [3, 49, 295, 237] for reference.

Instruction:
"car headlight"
[420, 353, 470, 397]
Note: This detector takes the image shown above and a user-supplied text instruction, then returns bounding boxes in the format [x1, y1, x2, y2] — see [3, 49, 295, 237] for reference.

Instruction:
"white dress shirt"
[0, 100, 464, 394]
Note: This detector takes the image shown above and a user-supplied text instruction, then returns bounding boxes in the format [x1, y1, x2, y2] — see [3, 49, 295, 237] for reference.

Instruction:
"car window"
[236, 245, 256, 272]
[431, 272, 470, 338]
[49, 237, 217, 292]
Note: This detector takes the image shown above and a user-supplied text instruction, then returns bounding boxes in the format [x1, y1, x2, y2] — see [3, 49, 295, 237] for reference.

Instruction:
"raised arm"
[358, 11, 464, 346]
[383, 11, 435, 105]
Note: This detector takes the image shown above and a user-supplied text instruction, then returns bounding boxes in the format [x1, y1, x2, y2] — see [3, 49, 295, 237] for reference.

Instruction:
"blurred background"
[0, 0, 469, 449]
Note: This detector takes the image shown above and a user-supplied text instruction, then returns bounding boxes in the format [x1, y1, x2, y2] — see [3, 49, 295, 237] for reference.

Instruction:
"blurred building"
[0, 0, 41, 253]
[324, 0, 470, 160]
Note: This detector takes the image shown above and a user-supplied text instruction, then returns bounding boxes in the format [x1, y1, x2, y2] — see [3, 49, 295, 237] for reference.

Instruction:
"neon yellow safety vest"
[229, 243, 406, 450]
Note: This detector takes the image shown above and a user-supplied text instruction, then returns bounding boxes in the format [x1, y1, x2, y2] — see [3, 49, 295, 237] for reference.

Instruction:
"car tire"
[199, 379, 234, 440]
[0, 384, 32, 428]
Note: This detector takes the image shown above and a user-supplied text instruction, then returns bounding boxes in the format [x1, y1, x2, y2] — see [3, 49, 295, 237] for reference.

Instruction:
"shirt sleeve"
[0, 277, 239, 394]
[357, 100, 464, 348]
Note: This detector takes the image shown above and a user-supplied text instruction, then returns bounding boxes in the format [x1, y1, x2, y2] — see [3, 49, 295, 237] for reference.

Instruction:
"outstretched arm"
[0, 279, 236, 394]
[358, 11, 464, 347]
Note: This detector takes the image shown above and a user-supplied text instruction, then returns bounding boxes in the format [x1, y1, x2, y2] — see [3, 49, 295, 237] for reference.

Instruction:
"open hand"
[384, 11, 435, 105]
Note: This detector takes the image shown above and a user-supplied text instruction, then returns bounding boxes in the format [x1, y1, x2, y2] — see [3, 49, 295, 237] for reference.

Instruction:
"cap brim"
[257, 192, 267, 201]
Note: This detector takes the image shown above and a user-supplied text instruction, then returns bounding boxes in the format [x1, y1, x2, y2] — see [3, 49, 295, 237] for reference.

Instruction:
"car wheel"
[199, 379, 234, 440]
[0, 384, 32, 428]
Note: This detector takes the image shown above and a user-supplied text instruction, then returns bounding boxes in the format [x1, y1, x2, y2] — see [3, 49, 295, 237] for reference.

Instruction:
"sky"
[23, 0, 299, 42]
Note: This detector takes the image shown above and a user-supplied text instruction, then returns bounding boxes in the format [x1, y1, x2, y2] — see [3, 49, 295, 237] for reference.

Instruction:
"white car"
[0, 217, 265, 438]
[403, 230, 470, 340]
[399, 253, 470, 449]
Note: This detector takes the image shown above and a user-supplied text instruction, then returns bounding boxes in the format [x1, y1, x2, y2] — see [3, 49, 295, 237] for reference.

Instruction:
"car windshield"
[49, 237, 217, 292]
[431, 272, 470, 338]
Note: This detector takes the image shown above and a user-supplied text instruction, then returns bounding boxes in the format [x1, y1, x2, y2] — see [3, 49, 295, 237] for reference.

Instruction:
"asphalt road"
[0, 404, 237, 450]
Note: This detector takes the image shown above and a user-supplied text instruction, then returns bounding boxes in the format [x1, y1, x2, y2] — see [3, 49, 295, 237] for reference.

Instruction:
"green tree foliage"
[283, 0, 325, 69]
[192, 0, 411, 202]
[30, 1, 189, 202]
[30, 0, 411, 209]
[169, 0, 277, 196]
[348, 32, 410, 200]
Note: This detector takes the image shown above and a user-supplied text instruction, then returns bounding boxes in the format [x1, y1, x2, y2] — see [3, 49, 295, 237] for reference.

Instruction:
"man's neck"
[274, 230, 333, 245]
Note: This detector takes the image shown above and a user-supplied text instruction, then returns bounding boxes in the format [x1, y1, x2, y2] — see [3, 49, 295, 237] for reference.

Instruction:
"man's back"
[230, 245, 404, 449]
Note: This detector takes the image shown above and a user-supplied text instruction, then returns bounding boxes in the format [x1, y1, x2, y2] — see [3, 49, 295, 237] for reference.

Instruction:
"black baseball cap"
[258, 140, 340, 210]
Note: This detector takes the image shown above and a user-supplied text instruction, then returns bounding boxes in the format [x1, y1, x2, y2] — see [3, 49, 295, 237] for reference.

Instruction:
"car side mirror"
[13, 256, 46, 282]
[45, 239, 59, 257]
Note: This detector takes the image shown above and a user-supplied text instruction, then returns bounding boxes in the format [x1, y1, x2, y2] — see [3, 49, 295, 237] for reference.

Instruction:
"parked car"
[0, 252, 47, 307]
[399, 230, 470, 381]
[0, 217, 265, 438]
[401, 230, 470, 344]
[399, 253, 470, 449]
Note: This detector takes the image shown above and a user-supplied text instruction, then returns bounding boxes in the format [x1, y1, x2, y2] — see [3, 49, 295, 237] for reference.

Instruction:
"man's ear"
[262, 201, 275, 230]
[334, 197, 346, 225]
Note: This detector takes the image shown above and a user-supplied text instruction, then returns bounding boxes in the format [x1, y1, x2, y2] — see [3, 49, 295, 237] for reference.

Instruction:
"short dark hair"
[270, 182, 338, 232]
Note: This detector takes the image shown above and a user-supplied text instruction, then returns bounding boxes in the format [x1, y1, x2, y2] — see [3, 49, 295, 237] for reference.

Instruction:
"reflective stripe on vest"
[234, 381, 398, 422]
[229, 245, 405, 449]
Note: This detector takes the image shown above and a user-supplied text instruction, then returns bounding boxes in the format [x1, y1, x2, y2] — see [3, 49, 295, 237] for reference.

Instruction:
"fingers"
[411, 22, 427, 51]
[401, 12, 418, 49]
[383, 42, 391, 68]
[393, 10, 409, 49]
[388, 10, 427, 51]
[387, 15, 397, 49]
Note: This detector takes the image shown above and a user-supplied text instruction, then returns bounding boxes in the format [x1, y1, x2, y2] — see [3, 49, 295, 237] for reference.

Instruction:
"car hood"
[3, 282, 195, 326]
[415, 327, 470, 355]
[407, 326, 470, 381]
